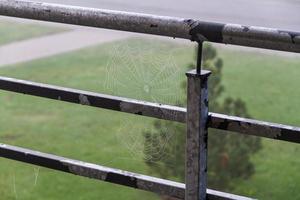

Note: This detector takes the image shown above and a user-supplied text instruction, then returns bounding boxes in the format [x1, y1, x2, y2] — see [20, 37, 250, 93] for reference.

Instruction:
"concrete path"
[0, 28, 133, 67]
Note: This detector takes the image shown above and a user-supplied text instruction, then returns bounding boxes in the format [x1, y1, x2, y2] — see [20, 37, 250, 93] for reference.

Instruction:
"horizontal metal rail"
[0, 76, 186, 123]
[0, 76, 299, 144]
[208, 113, 300, 143]
[0, 0, 299, 53]
[0, 143, 254, 200]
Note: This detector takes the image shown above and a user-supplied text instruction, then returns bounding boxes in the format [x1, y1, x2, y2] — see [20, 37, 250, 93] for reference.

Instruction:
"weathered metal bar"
[0, 143, 254, 200]
[0, 76, 299, 143]
[186, 69, 211, 200]
[0, 143, 184, 198]
[0, 0, 299, 53]
[208, 113, 300, 143]
[0, 76, 186, 123]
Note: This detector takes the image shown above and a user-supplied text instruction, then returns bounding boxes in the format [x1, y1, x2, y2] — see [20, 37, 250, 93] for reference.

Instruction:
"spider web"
[9, 166, 40, 199]
[105, 40, 185, 162]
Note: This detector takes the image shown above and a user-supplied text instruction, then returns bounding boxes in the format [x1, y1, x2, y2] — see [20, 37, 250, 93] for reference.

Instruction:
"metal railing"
[0, 1, 299, 200]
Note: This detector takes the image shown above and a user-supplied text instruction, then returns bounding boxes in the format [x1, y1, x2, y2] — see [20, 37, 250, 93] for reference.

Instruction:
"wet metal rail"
[0, 1, 299, 200]
[0, 143, 252, 200]
[0, 76, 299, 144]
[0, 0, 299, 53]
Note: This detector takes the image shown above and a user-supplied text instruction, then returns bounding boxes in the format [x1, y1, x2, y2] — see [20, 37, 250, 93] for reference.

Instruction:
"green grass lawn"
[217, 48, 300, 199]
[0, 39, 299, 200]
[0, 19, 66, 45]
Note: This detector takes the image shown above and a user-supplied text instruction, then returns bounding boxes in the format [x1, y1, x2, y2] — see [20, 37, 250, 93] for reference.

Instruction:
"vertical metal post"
[185, 41, 211, 200]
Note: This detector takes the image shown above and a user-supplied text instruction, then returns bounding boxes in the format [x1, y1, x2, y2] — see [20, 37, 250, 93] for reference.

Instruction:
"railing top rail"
[0, 0, 299, 53]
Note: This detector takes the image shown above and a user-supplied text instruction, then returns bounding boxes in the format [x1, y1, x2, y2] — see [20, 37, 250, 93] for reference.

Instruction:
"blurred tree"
[143, 44, 262, 195]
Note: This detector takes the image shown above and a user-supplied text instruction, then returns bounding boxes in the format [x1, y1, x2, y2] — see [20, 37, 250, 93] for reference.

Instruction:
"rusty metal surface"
[186, 69, 211, 200]
[0, 76, 299, 143]
[0, 0, 299, 52]
[0, 143, 255, 200]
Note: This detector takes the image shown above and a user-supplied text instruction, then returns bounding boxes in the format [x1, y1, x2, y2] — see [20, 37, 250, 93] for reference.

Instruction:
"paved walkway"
[0, 28, 133, 67]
